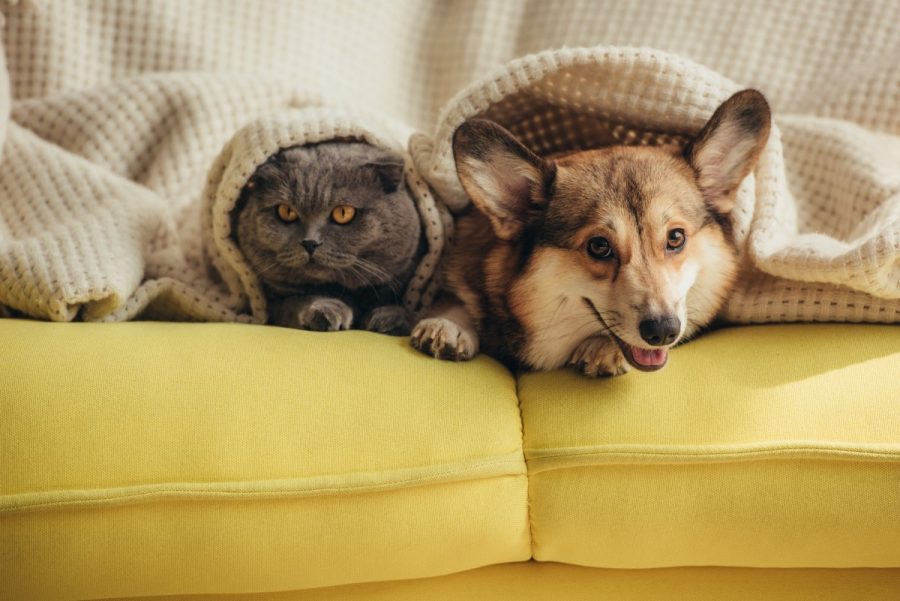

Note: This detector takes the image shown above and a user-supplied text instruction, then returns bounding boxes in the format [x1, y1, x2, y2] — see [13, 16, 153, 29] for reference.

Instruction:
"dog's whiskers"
[546, 296, 568, 326]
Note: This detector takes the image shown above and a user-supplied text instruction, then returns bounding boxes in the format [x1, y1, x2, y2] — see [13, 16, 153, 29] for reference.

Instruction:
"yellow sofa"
[2, 320, 899, 600]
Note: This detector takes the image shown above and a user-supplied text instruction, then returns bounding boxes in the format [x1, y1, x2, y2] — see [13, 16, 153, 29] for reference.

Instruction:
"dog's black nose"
[301, 239, 321, 255]
[639, 316, 681, 347]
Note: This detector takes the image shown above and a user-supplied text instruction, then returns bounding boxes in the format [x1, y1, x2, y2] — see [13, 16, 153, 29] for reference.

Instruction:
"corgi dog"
[411, 90, 771, 376]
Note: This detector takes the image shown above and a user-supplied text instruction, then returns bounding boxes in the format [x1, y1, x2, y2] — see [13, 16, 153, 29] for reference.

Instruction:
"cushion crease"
[1, 451, 526, 514]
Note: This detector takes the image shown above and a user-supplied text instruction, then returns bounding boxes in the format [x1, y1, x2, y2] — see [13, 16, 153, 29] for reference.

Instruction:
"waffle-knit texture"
[1, 0, 898, 323]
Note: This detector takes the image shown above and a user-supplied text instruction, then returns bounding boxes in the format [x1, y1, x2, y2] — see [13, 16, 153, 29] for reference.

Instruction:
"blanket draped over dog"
[1, 1, 898, 324]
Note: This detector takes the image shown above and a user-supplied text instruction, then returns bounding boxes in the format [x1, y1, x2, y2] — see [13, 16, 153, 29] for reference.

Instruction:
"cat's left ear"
[368, 160, 405, 194]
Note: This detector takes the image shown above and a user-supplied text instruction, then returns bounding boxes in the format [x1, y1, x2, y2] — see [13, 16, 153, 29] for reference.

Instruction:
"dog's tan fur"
[412, 90, 771, 375]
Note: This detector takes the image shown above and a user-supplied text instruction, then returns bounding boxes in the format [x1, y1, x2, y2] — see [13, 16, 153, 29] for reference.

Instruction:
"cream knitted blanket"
[1, 0, 898, 324]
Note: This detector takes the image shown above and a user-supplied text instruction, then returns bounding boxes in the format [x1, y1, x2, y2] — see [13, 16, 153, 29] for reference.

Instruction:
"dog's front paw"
[568, 335, 630, 377]
[296, 298, 354, 332]
[410, 317, 479, 361]
[363, 305, 412, 336]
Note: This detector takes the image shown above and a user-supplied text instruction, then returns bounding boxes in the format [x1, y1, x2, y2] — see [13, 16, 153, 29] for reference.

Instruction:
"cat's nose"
[301, 240, 321, 255]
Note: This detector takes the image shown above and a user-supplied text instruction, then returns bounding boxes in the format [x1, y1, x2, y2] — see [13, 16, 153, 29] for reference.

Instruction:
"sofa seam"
[516, 370, 537, 560]
[524, 444, 900, 474]
[0, 454, 526, 515]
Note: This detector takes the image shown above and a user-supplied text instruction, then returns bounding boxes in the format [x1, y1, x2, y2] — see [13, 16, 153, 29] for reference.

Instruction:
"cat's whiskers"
[352, 258, 389, 282]
[353, 257, 401, 296]
[275, 249, 309, 267]
[343, 263, 377, 293]
[345, 262, 386, 296]
[302, 248, 372, 290]
[250, 257, 284, 279]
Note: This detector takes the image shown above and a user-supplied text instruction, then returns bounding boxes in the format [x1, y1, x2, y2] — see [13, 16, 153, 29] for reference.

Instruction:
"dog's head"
[453, 90, 771, 371]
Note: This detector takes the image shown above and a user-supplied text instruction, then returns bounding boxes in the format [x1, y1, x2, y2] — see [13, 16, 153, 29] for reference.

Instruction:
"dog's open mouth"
[582, 298, 669, 372]
[614, 340, 668, 371]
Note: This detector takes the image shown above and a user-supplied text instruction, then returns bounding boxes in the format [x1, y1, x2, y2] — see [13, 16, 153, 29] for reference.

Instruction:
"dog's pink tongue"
[630, 347, 668, 367]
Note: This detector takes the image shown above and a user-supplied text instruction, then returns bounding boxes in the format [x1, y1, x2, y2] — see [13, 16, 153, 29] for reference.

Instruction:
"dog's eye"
[276, 204, 299, 223]
[667, 228, 686, 252]
[586, 236, 614, 260]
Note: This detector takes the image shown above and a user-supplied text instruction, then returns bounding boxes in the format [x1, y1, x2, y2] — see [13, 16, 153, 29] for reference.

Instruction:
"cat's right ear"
[368, 160, 405, 194]
[453, 119, 555, 241]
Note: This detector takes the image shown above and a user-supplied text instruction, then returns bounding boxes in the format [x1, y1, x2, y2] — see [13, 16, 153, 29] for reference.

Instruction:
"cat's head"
[234, 142, 422, 293]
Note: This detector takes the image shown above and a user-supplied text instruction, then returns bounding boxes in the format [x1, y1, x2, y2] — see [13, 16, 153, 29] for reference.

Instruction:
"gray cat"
[234, 142, 424, 335]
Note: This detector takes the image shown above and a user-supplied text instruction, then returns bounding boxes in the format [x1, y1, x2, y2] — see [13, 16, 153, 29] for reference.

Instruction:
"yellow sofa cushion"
[111, 563, 900, 601]
[521, 324, 900, 568]
[0, 320, 529, 601]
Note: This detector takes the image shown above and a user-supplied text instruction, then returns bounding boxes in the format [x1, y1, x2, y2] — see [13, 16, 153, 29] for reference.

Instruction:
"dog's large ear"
[684, 89, 771, 214]
[453, 119, 556, 240]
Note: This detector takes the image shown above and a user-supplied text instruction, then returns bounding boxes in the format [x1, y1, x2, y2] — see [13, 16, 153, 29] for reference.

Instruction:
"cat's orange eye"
[331, 205, 356, 225]
[276, 204, 299, 223]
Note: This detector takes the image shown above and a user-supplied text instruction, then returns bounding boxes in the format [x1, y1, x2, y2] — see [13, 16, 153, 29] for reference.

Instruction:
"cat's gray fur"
[234, 142, 424, 335]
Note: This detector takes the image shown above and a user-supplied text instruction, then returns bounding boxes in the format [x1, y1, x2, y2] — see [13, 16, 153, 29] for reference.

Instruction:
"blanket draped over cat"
[204, 109, 450, 324]
[0, 1, 897, 324]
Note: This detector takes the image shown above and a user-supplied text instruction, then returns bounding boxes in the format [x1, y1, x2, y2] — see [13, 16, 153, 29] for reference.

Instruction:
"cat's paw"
[568, 335, 630, 377]
[410, 317, 479, 361]
[363, 305, 412, 336]
[295, 298, 354, 332]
